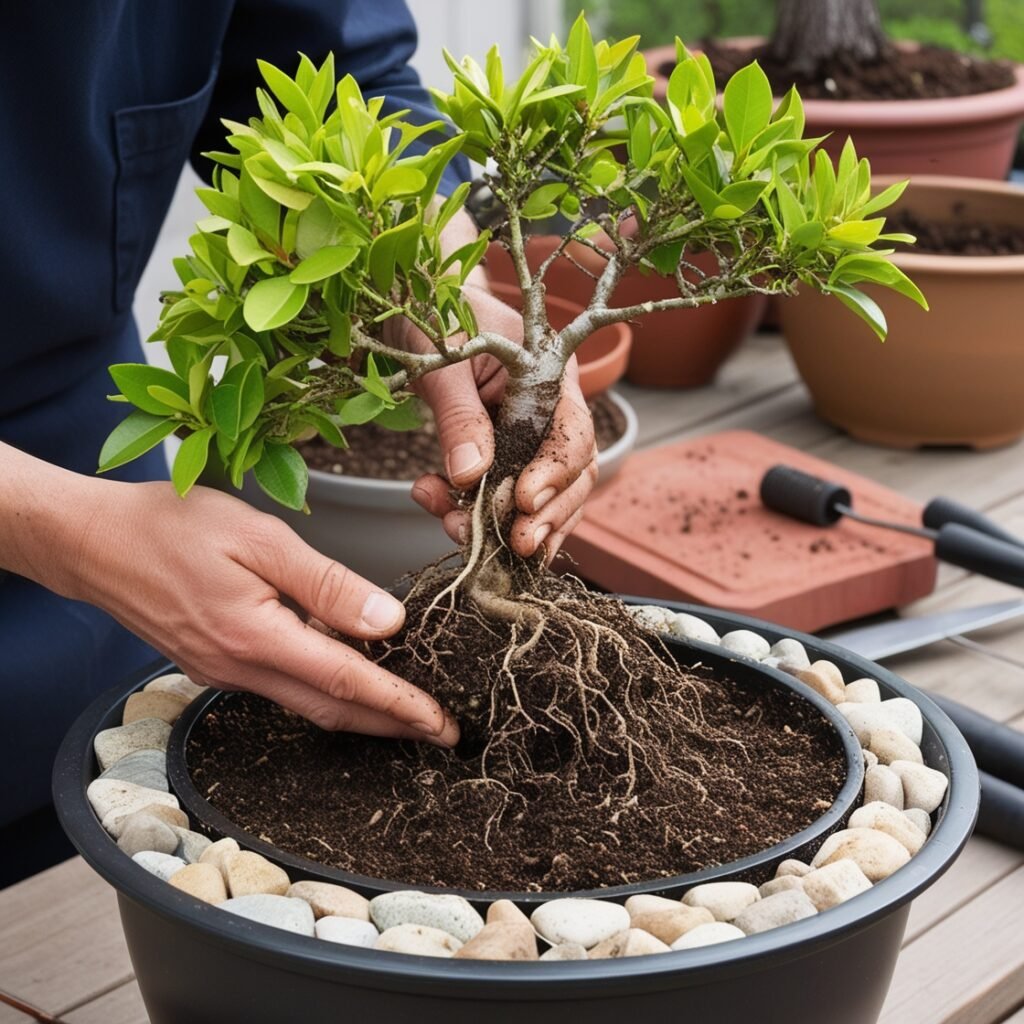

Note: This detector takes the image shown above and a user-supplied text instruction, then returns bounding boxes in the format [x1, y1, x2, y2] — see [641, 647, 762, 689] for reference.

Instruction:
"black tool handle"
[760, 465, 851, 527]
[929, 694, 1024, 790]
[976, 771, 1024, 850]
[925, 497, 1024, 551]
[934, 524, 1024, 590]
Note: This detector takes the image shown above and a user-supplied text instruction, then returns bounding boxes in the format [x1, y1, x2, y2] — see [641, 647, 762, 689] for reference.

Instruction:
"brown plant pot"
[644, 39, 1024, 180]
[780, 175, 1024, 450]
[486, 238, 764, 391]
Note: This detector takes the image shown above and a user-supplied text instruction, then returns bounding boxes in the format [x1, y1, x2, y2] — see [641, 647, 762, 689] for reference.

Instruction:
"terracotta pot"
[484, 272, 632, 398]
[780, 175, 1024, 450]
[486, 239, 764, 390]
[644, 39, 1024, 179]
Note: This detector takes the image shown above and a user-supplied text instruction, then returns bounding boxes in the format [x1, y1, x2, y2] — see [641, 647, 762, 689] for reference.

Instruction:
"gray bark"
[770, 0, 889, 74]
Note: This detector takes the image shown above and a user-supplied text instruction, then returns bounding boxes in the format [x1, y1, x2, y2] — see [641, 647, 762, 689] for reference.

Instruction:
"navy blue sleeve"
[190, 0, 470, 195]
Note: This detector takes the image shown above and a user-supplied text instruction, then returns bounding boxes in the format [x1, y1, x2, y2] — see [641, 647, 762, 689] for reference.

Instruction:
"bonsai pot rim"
[53, 602, 977, 997]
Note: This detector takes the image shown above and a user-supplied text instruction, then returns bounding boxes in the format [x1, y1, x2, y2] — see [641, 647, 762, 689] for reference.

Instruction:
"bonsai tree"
[100, 17, 924, 878]
[770, 0, 888, 75]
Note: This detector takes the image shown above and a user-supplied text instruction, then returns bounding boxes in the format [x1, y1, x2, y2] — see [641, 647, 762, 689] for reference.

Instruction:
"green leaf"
[257, 60, 318, 135]
[859, 179, 910, 218]
[98, 411, 177, 472]
[337, 391, 385, 425]
[300, 406, 347, 448]
[368, 218, 420, 292]
[289, 245, 359, 284]
[227, 224, 273, 266]
[375, 398, 424, 432]
[370, 166, 427, 207]
[723, 61, 773, 153]
[522, 182, 568, 219]
[196, 188, 241, 223]
[826, 282, 888, 341]
[243, 277, 309, 331]
[109, 364, 190, 416]
[832, 255, 928, 309]
[567, 12, 599, 104]
[239, 168, 281, 244]
[253, 442, 308, 510]
[146, 384, 194, 415]
[250, 171, 314, 211]
[828, 219, 885, 246]
[171, 427, 213, 496]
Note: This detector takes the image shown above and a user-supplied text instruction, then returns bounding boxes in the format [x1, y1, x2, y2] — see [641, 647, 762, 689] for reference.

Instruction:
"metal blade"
[827, 599, 1024, 661]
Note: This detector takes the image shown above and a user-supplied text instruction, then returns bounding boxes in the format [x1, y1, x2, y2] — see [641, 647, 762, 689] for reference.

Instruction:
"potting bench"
[1, 329, 1023, 1024]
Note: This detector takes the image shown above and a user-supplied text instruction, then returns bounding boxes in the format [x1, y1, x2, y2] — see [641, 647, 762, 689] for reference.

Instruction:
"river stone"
[94, 718, 172, 771]
[867, 728, 923, 766]
[775, 859, 812, 879]
[769, 638, 810, 669]
[170, 827, 213, 864]
[864, 765, 905, 809]
[667, 612, 720, 645]
[733, 890, 818, 935]
[629, 906, 714, 944]
[287, 881, 370, 921]
[117, 813, 179, 857]
[627, 605, 675, 632]
[801, 859, 873, 911]
[122, 690, 190, 726]
[890, 760, 949, 813]
[837, 699, 923, 746]
[811, 827, 911, 881]
[486, 899, 531, 927]
[624, 894, 681, 918]
[168, 863, 228, 904]
[106, 803, 189, 840]
[371, 891, 484, 943]
[849, 801, 928, 855]
[904, 807, 933, 837]
[221, 895, 315, 936]
[199, 837, 240, 878]
[144, 672, 207, 703]
[794, 664, 845, 705]
[845, 678, 882, 703]
[454, 922, 539, 961]
[531, 899, 630, 949]
[589, 928, 671, 958]
[315, 916, 380, 948]
[224, 851, 290, 898]
[670, 922, 745, 950]
[98, 749, 168, 792]
[132, 851, 187, 881]
[682, 882, 760, 922]
[540, 942, 588, 961]
[720, 630, 771, 660]
[759, 876, 804, 898]
[375, 924, 462, 957]
[88, 778, 179, 830]
[863, 749, 879, 771]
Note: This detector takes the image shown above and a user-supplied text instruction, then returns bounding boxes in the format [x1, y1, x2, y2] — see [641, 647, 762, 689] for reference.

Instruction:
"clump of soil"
[694, 40, 1016, 102]
[297, 393, 627, 481]
[886, 207, 1024, 257]
[188, 576, 846, 892]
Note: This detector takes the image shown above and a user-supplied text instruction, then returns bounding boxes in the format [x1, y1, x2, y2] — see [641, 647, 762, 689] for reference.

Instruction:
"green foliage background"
[565, 0, 1024, 61]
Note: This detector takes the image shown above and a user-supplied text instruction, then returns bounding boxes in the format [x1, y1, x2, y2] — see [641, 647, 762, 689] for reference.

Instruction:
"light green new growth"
[100, 16, 926, 510]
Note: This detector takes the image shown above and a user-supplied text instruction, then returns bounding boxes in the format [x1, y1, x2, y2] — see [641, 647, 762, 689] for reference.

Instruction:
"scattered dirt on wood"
[886, 208, 1024, 257]
[694, 40, 1016, 102]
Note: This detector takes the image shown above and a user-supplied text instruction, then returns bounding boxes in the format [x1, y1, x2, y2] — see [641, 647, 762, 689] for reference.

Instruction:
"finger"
[544, 507, 586, 567]
[514, 380, 596, 515]
[442, 509, 469, 545]
[255, 607, 454, 739]
[411, 473, 458, 519]
[510, 459, 598, 558]
[242, 520, 405, 641]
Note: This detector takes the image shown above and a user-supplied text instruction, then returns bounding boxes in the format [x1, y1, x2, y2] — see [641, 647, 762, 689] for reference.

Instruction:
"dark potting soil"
[297, 393, 627, 481]
[886, 208, 1024, 257]
[695, 40, 1016, 102]
[187, 608, 846, 892]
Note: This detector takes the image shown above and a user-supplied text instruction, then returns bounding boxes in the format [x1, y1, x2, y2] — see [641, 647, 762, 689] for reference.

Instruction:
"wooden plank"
[0, 858, 133, 1017]
[0, 999, 34, 1024]
[881, 864, 1024, 1024]
[903, 837, 1024, 944]
[64, 982, 147, 1024]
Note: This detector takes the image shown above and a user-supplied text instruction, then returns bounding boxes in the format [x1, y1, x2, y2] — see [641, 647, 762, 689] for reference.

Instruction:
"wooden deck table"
[2, 331, 1023, 1024]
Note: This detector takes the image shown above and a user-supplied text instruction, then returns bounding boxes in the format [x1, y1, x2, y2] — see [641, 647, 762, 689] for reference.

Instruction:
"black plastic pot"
[53, 603, 978, 1024]
[166, 641, 864, 901]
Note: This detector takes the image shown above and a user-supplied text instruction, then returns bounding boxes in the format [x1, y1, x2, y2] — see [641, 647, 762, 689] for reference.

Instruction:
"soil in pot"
[694, 39, 1016, 102]
[884, 208, 1024, 256]
[296, 393, 627, 481]
[186, 586, 847, 892]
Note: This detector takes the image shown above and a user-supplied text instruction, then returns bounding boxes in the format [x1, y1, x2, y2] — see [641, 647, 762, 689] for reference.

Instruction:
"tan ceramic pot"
[485, 237, 764, 390]
[644, 40, 1024, 179]
[780, 175, 1024, 450]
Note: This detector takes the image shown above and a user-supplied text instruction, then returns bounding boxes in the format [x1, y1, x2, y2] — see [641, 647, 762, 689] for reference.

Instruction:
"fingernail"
[534, 523, 552, 549]
[411, 718, 444, 737]
[533, 486, 557, 512]
[447, 442, 483, 481]
[360, 592, 403, 631]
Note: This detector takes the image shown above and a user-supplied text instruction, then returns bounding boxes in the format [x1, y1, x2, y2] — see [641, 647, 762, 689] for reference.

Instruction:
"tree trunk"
[770, 0, 889, 75]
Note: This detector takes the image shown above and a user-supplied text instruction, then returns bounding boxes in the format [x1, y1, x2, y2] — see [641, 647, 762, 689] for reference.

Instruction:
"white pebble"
[759, 876, 804, 897]
[624, 894, 680, 918]
[867, 728, 923, 766]
[837, 699, 923, 746]
[769, 638, 810, 669]
[904, 807, 933, 837]
[87, 778, 179, 832]
[540, 942, 588, 961]
[221, 894, 315, 936]
[375, 924, 462, 957]
[775, 859, 812, 879]
[844, 678, 881, 703]
[143, 672, 207, 703]
[864, 765, 905, 809]
[589, 928, 671, 958]
[890, 761, 948, 813]
[627, 605, 674, 632]
[531, 899, 630, 949]
[315, 916, 380, 948]
[720, 630, 771, 661]
[801, 859, 872, 911]
[93, 718, 172, 771]
[132, 851, 187, 881]
[849, 801, 928, 855]
[811, 828, 910, 881]
[863, 749, 879, 770]
[670, 922, 745, 950]
[733, 890, 817, 935]
[667, 613, 720, 645]
[369, 891, 483, 943]
[682, 882, 760, 922]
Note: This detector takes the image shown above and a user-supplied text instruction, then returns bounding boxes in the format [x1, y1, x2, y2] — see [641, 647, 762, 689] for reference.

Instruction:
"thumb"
[249, 522, 405, 640]
[416, 360, 495, 488]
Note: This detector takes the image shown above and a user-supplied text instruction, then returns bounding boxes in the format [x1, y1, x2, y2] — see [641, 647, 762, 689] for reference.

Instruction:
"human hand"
[62, 479, 459, 745]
